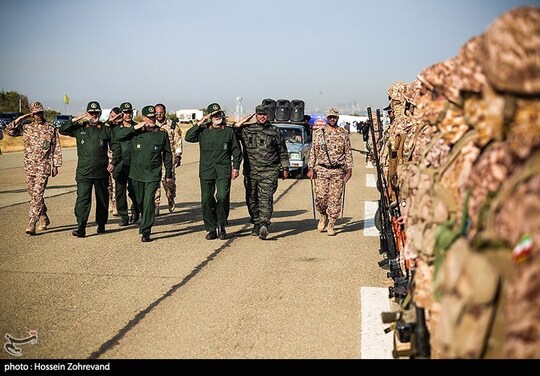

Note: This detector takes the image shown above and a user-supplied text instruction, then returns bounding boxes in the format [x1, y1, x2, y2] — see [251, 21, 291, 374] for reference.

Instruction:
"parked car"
[0, 112, 22, 128]
[274, 123, 312, 178]
[53, 114, 73, 128]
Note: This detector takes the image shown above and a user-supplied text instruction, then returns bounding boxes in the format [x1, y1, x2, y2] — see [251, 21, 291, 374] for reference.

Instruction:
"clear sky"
[0, 0, 537, 115]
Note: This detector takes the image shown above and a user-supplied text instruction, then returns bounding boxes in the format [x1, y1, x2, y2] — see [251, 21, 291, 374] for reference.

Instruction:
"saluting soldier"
[6, 102, 62, 235]
[154, 103, 183, 214]
[60, 101, 114, 237]
[116, 105, 173, 242]
[235, 104, 289, 240]
[307, 107, 353, 236]
[185, 103, 242, 240]
[105, 107, 122, 217]
[110, 102, 139, 226]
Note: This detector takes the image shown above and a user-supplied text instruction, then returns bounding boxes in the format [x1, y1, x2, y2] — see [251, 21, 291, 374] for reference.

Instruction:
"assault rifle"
[367, 107, 406, 301]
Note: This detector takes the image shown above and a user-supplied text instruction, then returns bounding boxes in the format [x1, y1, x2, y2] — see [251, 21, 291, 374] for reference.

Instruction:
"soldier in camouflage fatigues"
[154, 103, 183, 215]
[6, 102, 62, 234]
[105, 107, 122, 217]
[307, 108, 353, 236]
[235, 104, 289, 240]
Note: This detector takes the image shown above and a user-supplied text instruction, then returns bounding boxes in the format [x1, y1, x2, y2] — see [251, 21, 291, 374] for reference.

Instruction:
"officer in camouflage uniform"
[116, 105, 173, 242]
[6, 102, 62, 235]
[307, 108, 353, 236]
[235, 104, 289, 240]
[111, 102, 139, 226]
[60, 101, 115, 237]
[154, 103, 183, 215]
[105, 107, 122, 217]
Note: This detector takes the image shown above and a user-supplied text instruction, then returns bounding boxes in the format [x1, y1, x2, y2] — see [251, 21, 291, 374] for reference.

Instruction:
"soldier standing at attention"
[111, 102, 139, 227]
[185, 103, 242, 240]
[235, 105, 289, 240]
[154, 103, 183, 215]
[60, 101, 114, 237]
[6, 102, 62, 235]
[116, 105, 173, 242]
[307, 107, 353, 236]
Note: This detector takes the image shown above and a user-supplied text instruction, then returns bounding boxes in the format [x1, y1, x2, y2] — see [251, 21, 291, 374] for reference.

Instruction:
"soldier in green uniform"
[116, 105, 173, 242]
[185, 103, 243, 240]
[111, 102, 139, 226]
[235, 105, 289, 240]
[59, 101, 114, 237]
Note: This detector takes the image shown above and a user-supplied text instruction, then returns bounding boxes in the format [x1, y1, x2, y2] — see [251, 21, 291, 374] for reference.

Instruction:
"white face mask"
[212, 117, 223, 126]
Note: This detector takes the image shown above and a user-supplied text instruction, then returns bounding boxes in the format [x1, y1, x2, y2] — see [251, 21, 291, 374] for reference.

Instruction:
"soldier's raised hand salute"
[72, 112, 90, 123]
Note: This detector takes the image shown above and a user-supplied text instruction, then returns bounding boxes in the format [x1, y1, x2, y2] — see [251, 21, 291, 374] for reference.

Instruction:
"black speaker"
[262, 98, 276, 121]
[275, 99, 290, 121]
[290, 99, 305, 122]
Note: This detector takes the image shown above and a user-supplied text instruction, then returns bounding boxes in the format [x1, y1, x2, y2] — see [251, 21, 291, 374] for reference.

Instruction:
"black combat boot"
[251, 224, 260, 236]
[206, 230, 217, 240]
[218, 225, 227, 240]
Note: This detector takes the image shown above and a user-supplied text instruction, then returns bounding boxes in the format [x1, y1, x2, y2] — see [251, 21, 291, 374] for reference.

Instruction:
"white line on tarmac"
[366, 174, 376, 188]
[363, 201, 378, 237]
[360, 286, 393, 359]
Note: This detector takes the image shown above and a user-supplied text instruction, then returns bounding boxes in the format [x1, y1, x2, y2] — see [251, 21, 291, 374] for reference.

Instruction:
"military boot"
[25, 222, 36, 235]
[317, 214, 327, 232]
[37, 214, 50, 231]
[327, 219, 336, 236]
[168, 197, 176, 213]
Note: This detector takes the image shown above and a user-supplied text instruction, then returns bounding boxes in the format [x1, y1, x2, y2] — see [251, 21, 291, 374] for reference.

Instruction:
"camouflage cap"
[387, 81, 406, 102]
[481, 6, 540, 95]
[30, 101, 45, 113]
[325, 107, 339, 117]
[255, 104, 269, 115]
[403, 79, 422, 107]
[141, 105, 155, 118]
[207, 103, 224, 116]
[454, 35, 487, 94]
[120, 102, 133, 112]
[86, 101, 102, 113]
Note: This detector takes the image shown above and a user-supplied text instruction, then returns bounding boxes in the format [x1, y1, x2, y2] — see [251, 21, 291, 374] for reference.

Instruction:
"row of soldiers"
[369, 6, 540, 358]
[6, 98, 354, 243]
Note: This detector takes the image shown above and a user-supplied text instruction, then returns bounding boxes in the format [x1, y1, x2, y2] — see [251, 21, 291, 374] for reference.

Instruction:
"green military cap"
[141, 105, 155, 118]
[120, 102, 133, 112]
[86, 101, 102, 113]
[255, 104, 269, 115]
[207, 103, 224, 117]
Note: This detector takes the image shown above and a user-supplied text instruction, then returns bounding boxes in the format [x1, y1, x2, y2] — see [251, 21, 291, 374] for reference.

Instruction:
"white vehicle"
[176, 109, 203, 123]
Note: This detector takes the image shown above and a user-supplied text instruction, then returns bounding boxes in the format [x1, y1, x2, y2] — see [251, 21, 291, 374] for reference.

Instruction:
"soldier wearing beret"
[307, 107, 353, 236]
[110, 102, 139, 226]
[185, 103, 242, 240]
[116, 105, 173, 242]
[60, 101, 114, 237]
[235, 104, 289, 240]
[6, 102, 63, 235]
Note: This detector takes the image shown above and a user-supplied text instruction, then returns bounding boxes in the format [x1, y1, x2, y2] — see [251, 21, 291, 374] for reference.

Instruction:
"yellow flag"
[64, 94, 69, 105]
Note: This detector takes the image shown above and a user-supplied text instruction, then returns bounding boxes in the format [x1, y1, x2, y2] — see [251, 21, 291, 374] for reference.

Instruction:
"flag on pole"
[64, 94, 70, 105]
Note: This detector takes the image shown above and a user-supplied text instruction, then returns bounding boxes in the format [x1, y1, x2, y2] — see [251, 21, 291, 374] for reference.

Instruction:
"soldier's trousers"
[75, 178, 109, 230]
[132, 180, 159, 236]
[200, 177, 232, 232]
[244, 170, 279, 226]
[114, 167, 138, 220]
[108, 174, 116, 208]
[155, 166, 176, 205]
[26, 173, 50, 226]
[314, 172, 345, 220]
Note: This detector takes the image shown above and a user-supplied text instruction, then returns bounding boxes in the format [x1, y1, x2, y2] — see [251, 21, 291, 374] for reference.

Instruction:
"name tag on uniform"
[137, 144, 141, 149]
[81, 131, 86, 135]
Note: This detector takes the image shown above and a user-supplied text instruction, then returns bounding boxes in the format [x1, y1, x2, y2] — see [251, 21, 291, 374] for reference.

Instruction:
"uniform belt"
[318, 164, 344, 169]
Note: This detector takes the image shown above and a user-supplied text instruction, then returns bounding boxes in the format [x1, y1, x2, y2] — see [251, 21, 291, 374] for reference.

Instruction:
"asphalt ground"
[0, 132, 391, 359]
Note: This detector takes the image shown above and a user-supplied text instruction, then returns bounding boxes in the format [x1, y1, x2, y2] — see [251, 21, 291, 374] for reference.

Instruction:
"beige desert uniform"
[308, 109, 353, 234]
[6, 102, 62, 232]
[155, 118, 183, 212]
